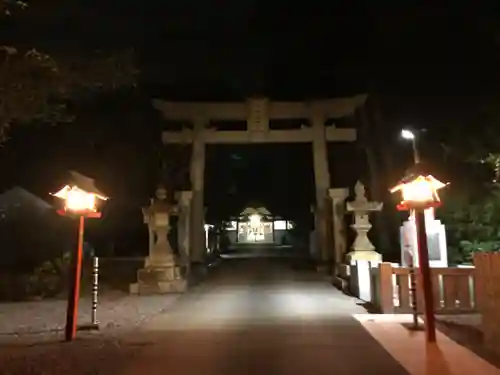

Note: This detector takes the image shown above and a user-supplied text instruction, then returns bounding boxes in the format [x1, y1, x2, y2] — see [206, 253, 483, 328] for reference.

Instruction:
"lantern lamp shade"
[51, 178, 108, 214]
[390, 174, 447, 211]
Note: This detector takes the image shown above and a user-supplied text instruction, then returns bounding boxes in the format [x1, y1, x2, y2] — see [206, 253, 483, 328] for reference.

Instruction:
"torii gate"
[153, 95, 367, 267]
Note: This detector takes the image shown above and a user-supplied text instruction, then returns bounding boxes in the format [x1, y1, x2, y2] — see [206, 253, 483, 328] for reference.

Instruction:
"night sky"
[1, 2, 499, 251]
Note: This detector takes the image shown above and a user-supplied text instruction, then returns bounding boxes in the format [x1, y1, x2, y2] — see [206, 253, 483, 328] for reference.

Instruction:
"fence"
[371, 262, 477, 314]
[474, 252, 500, 351]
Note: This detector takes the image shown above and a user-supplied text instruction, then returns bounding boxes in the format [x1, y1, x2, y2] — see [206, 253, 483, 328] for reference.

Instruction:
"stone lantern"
[346, 181, 383, 262]
[130, 186, 187, 294]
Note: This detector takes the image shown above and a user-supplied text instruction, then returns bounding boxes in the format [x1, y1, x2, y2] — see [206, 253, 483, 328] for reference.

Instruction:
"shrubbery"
[0, 253, 71, 300]
[440, 185, 500, 264]
[0, 209, 75, 301]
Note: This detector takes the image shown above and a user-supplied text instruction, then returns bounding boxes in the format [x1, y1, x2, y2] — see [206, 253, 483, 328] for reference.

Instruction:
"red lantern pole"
[414, 209, 436, 342]
[53, 180, 107, 342]
[65, 215, 85, 342]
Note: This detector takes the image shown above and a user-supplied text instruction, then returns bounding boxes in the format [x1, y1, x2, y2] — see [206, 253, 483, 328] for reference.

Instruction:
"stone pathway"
[123, 257, 411, 375]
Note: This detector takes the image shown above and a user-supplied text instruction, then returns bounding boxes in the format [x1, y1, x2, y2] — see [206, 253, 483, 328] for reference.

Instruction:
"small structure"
[225, 206, 294, 245]
[0, 187, 61, 270]
[400, 209, 448, 268]
[130, 186, 187, 294]
[346, 181, 383, 262]
[0, 186, 53, 219]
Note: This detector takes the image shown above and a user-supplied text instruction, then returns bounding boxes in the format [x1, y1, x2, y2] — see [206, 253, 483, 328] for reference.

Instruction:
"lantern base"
[345, 251, 382, 302]
[346, 249, 382, 263]
[396, 201, 441, 211]
[130, 265, 188, 295]
[57, 209, 101, 218]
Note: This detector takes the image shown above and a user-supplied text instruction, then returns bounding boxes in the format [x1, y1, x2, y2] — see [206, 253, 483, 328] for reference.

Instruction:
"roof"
[240, 206, 272, 216]
[68, 171, 107, 197]
[0, 186, 53, 211]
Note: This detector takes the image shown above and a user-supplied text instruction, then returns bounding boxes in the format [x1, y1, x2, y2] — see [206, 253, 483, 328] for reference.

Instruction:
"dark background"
[1, 2, 498, 255]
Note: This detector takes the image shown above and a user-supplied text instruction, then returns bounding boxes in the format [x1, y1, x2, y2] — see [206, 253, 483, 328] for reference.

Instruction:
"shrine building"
[225, 206, 294, 245]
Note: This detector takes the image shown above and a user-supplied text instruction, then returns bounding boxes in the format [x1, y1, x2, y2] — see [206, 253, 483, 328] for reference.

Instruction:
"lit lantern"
[390, 174, 447, 211]
[50, 171, 108, 342]
[52, 185, 107, 214]
[389, 169, 448, 344]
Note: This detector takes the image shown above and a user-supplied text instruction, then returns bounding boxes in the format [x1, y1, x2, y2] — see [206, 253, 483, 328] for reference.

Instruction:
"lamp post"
[390, 171, 447, 343]
[400, 128, 421, 329]
[52, 180, 107, 342]
[401, 129, 421, 164]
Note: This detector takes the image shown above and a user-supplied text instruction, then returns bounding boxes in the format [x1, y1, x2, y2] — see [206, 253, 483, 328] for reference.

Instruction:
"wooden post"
[415, 210, 436, 342]
[65, 215, 85, 342]
[378, 262, 395, 313]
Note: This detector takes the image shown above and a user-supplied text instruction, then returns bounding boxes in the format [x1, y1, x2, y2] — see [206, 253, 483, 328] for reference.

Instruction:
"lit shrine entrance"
[240, 210, 268, 243]
[154, 96, 366, 266]
[226, 206, 294, 244]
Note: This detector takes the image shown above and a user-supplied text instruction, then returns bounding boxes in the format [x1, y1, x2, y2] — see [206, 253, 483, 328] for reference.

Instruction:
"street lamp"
[390, 169, 448, 343]
[401, 129, 415, 140]
[401, 128, 421, 164]
[51, 172, 108, 342]
[400, 128, 424, 328]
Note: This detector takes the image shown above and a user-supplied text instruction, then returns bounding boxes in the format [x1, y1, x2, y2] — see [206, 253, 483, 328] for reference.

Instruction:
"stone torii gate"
[153, 95, 367, 267]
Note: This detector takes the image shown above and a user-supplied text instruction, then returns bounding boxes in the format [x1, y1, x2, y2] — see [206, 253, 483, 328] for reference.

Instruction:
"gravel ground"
[437, 314, 482, 328]
[0, 291, 181, 374]
[433, 313, 500, 367]
[0, 291, 180, 341]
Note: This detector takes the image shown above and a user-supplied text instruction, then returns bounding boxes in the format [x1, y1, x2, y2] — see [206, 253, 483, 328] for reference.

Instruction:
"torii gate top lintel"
[156, 94, 367, 144]
[152, 94, 367, 122]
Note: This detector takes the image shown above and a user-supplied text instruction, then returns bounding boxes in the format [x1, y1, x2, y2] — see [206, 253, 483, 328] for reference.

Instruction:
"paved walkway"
[6, 254, 494, 374]
[357, 314, 500, 375]
[121, 257, 410, 375]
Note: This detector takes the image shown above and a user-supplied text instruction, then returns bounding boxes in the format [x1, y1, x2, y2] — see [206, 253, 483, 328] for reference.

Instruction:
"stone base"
[129, 265, 187, 295]
[346, 250, 382, 262]
[336, 263, 351, 278]
[349, 259, 380, 302]
[332, 276, 349, 293]
[144, 254, 177, 268]
[332, 263, 350, 292]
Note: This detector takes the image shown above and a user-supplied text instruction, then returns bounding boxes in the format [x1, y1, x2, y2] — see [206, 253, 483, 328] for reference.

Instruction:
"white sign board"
[400, 219, 448, 268]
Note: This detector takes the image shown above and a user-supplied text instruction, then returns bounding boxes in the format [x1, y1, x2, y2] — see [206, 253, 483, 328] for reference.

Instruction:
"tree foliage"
[0, 0, 139, 142]
[428, 99, 500, 264]
[0, 47, 137, 141]
[440, 186, 500, 263]
[1, 0, 28, 16]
